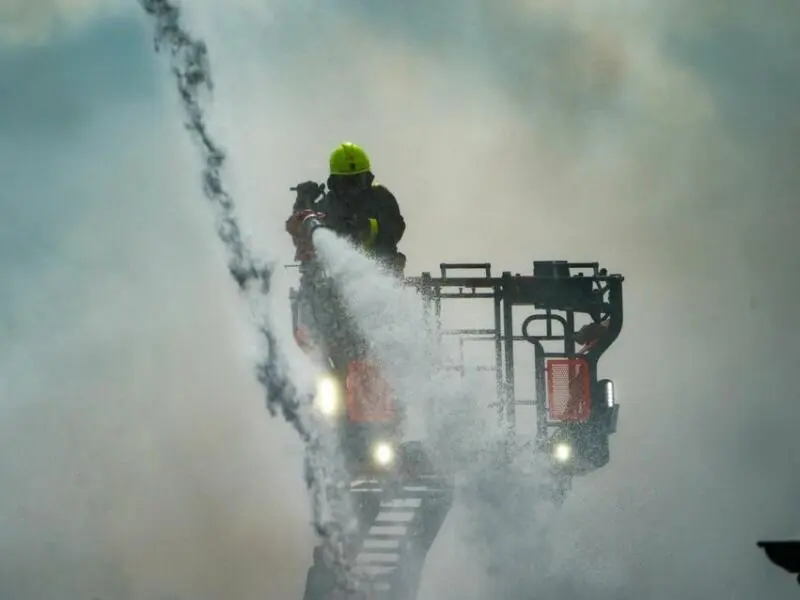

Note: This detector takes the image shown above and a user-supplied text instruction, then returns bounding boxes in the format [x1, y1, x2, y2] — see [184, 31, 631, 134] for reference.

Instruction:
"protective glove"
[291, 181, 324, 210]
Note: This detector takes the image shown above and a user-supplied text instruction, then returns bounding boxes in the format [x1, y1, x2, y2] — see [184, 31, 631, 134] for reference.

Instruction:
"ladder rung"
[514, 399, 538, 406]
[441, 328, 498, 335]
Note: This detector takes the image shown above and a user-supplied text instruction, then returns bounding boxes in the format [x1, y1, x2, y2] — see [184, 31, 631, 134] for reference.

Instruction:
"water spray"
[137, 0, 359, 593]
[311, 229, 491, 461]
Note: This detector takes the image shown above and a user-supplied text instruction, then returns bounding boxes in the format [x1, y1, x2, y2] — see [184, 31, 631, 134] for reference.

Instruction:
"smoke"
[0, 0, 129, 46]
[137, 0, 368, 594]
[2, 0, 798, 598]
[0, 105, 317, 598]
[230, 3, 797, 598]
[0, 1, 361, 598]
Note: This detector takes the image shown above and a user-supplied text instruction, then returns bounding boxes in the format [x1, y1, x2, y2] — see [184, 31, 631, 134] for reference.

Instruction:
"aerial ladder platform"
[297, 260, 625, 600]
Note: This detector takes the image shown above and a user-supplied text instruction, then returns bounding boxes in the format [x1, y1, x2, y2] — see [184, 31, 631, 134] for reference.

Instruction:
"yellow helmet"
[329, 142, 371, 176]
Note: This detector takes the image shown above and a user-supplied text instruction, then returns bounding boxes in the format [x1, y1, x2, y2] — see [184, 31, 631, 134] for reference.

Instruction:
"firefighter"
[288, 142, 406, 273]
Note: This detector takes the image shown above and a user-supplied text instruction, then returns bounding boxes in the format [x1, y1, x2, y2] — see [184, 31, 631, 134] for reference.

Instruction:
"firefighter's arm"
[367, 185, 406, 248]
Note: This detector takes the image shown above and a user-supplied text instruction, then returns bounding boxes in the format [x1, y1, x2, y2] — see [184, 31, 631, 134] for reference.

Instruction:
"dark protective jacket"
[294, 182, 406, 260]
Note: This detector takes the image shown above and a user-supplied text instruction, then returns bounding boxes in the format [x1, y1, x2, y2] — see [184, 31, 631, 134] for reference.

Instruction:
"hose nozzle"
[301, 215, 326, 239]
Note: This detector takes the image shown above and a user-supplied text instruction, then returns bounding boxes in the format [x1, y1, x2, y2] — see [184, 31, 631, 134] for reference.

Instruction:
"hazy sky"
[1, 1, 799, 599]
